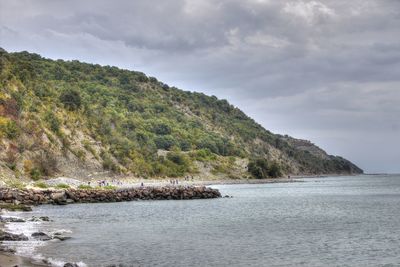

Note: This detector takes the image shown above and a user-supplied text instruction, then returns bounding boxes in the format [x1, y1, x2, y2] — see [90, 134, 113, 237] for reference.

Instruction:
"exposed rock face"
[0, 186, 221, 206]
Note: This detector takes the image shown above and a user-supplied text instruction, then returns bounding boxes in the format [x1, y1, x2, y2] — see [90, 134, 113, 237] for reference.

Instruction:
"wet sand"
[0, 252, 42, 267]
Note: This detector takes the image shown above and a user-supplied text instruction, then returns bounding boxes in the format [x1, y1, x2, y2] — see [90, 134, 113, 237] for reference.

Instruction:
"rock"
[28, 216, 40, 222]
[0, 231, 28, 241]
[53, 235, 72, 241]
[39, 216, 50, 221]
[51, 192, 67, 204]
[0, 216, 25, 223]
[0, 245, 16, 253]
[0, 203, 32, 211]
[64, 263, 79, 267]
[31, 232, 52, 241]
[0, 185, 221, 206]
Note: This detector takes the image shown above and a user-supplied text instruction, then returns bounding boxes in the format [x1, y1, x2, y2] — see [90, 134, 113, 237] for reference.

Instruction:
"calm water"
[7, 175, 400, 266]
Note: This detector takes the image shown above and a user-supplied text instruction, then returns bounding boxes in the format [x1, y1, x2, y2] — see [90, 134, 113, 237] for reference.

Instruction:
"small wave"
[50, 228, 73, 235]
[3, 215, 47, 258]
[31, 253, 87, 267]
[2, 213, 84, 267]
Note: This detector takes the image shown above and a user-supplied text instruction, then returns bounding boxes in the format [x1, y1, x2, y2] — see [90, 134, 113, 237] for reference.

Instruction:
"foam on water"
[2, 211, 86, 267]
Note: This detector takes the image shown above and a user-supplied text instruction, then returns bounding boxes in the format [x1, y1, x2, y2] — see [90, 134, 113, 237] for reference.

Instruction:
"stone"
[53, 235, 72, 241]
[39, 216, 50, 221]
[31, 232, 52, 241]
[0, 231, 28, 241]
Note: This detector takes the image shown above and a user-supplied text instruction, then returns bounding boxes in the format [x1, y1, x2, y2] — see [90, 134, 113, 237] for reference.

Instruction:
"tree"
[268, 161, 283, 178]
[247, 158, 282, 179]
[248, 158, 268, 179]
[60, 89, 81, 111]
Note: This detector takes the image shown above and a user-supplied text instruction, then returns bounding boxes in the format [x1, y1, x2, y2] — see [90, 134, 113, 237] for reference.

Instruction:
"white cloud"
[283, 1, 336, 24]
[0, 0, 399, 172]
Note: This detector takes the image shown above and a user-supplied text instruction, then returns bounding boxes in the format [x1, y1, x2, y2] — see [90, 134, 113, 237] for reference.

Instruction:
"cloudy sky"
[1, 0, 399, 173]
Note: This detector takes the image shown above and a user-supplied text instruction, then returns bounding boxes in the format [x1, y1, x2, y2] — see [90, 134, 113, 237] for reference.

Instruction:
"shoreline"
[0, 252, 41, 267]
[0, 220, 44, 267]
[0, 175, 359, 266]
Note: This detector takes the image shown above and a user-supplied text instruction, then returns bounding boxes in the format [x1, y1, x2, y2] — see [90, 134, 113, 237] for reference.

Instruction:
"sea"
[2, 174, 400, 267]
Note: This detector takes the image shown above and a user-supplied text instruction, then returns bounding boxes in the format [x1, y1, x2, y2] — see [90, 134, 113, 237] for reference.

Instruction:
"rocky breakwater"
[0, 186, 221, 205]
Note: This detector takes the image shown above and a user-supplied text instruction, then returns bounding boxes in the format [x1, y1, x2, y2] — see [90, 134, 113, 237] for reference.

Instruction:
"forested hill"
[0, 48, 363, 182]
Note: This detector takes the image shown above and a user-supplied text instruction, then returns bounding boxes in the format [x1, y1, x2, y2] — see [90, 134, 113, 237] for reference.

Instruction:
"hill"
[0, 48, 363, 183]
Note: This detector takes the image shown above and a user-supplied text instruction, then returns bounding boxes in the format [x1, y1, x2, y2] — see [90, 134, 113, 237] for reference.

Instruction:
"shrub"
[0, 117, 20, 139]
[6, 180, 25, 190]
[72, 149, 86, 160]
[268, 161, 283, 178]
[248, 158, 283, 179]
[102, 157, 116, 171]
[83, 140, 97, 157]
[166, 152, 188, 165]
[179, 139, 191, 151]
[30, 168, 42, 180]
[152, 123, 171, 135]
[33, 152, 58, 177]
[154, 135, 176, 150]
[3, 120, 20, 139]
[60, 89, 81, 111]
[190, 148, 216, 162]
[44, 111, 61, 133]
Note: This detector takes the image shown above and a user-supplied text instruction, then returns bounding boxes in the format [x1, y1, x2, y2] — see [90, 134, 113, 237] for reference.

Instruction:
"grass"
[95, 185, 117, 190]
[34, 181, 48, 189]
[55, 183, 70, 189]
[78, 184, 92, 190]
[5, 180, 25, 190]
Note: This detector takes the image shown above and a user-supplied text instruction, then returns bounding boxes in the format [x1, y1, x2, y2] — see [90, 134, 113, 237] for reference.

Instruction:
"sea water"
[4, 175, 400, 266]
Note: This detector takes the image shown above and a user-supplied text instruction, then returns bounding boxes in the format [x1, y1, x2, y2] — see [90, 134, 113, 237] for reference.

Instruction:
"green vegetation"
[96, 185, 117, 190]
[34, 181, 48, 189]
[0, 49, 363, 180]
[78, 184, 92, 190]
[248, 159, 283, 179]
[55, 183, 70, 189]
[5, 180, 25, 190]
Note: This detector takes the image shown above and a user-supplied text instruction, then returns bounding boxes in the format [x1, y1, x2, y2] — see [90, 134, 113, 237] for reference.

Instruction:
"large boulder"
[51, 191, 67, 204]
[31, 232, 52, 241]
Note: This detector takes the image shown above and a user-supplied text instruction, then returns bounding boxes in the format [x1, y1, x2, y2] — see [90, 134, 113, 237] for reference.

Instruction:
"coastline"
[0, 175, 355, 266]
[0, 220, 43, 267]
[109, 177, 305, 188]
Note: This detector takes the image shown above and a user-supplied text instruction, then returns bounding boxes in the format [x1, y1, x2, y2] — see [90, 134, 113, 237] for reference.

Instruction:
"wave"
[2, 211, 86, 267]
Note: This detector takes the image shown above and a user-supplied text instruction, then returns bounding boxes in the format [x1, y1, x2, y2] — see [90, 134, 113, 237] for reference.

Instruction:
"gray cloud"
[1, 0, 399, 173]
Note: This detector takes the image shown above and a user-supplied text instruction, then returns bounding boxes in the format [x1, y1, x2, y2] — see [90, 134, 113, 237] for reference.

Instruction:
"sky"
[0, 0, 399, 173]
